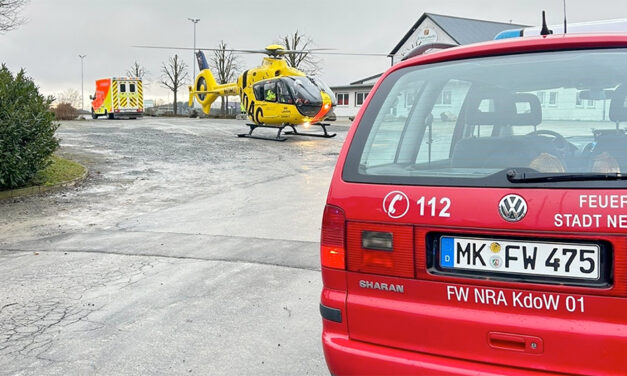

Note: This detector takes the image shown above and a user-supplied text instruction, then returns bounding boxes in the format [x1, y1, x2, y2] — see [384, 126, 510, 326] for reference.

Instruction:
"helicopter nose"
[310, 94, 333, 123]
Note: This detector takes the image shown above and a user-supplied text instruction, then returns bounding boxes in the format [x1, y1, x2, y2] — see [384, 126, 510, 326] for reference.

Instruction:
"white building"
[331, 13, 526, 119]
[331, 73, 381, 118]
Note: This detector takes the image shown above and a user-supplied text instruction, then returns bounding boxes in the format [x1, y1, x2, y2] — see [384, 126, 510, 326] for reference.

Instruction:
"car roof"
[389, 34, 627, 77]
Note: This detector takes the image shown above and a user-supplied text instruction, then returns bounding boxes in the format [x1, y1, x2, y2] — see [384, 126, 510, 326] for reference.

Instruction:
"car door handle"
[488, 332, 543, 354]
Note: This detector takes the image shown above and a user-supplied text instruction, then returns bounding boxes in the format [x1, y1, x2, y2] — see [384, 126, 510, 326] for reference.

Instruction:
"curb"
[0, 166, 88, 201]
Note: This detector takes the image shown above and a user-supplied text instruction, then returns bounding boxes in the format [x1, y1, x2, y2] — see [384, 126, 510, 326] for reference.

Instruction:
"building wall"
[332, 88, 373, 118]
[351, 80, 610, 125]
[537, 88, 609, 121]
[331, 15, 459, 119]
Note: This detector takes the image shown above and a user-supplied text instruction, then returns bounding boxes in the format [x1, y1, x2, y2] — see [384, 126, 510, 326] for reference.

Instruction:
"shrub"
[0, 65, 59, 189]
[53, 103, 78, 120]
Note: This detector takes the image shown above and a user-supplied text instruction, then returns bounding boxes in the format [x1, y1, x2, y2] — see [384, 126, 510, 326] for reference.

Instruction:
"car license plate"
[439, 236, 600, 281]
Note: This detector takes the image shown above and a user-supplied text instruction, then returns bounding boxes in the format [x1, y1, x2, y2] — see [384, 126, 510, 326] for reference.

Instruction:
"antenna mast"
[563, 0, 568, 33]
[540, 10, 553, 36]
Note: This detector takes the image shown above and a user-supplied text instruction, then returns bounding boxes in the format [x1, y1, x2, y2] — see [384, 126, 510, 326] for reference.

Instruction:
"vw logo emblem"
[498, 194, 527, 222]
[383, 191, 410, 219]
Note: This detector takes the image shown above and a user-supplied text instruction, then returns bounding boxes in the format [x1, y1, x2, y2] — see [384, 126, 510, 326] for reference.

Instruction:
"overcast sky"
[1, 0, 626, 105]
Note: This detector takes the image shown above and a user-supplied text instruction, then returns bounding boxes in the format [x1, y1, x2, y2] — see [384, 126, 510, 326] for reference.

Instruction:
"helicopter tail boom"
[188, 68, 239, 114]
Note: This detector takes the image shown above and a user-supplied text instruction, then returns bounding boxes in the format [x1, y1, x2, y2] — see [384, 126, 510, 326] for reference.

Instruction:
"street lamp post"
[78, 54, 86, 112]
[187, 18, 200, 80]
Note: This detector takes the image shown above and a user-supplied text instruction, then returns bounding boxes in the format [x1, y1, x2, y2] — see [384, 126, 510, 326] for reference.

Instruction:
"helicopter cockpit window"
[311, 77, 337, 106]
[253, 84, 264, 101]
[277, 81, 293, 104]
[264, 82, 277, 102]
[284, 76, 322, 105]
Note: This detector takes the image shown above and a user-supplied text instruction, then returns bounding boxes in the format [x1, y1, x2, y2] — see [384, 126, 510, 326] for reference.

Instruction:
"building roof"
[389, 12, 528, 56]
[330, 73, 383, 91]
[350, 73, 383, 85]
[329, 83, 375, 91]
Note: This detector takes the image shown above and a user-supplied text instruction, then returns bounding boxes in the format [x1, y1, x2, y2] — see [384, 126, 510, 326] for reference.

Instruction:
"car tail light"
[347, 223, 414, 278]
[321, 205, 346, 269]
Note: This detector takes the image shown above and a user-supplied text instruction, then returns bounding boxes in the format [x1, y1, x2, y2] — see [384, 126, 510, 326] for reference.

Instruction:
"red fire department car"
[320, 34, 627, 375]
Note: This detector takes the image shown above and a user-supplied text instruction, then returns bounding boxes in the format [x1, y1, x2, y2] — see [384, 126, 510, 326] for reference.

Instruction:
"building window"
[405, 93, 416, 108]
[435, 90, 452, 105]
[576, 91, 583, 107]
[356, 92, 368, 106]
[336, 93, 349, 106]
[586, 99, 595, 108]
[537, 91, 545, 106]
[549, 91, 558, 106]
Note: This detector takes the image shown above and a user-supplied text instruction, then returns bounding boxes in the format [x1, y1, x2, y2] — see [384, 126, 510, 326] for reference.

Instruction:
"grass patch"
[31, 155, 86, 187]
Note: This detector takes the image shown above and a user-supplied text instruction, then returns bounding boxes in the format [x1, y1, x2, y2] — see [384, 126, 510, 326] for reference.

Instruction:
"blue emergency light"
[495, 18, 627, 40]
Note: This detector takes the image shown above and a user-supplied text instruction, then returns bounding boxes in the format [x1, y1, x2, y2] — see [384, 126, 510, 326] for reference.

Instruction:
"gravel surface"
[0, 117, 350, 375]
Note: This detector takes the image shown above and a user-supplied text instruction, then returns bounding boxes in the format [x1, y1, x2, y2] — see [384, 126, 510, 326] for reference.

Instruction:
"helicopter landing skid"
[237, 123, 336, 141]
[237, 124, 288, 141]
[283, 123, 336, 138]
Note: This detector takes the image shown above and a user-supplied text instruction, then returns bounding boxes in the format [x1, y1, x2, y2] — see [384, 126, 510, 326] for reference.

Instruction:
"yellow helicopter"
[189, 45, 337, 141]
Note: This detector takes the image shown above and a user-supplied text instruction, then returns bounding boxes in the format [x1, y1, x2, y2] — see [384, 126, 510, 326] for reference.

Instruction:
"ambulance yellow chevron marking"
[112, 81, 119, 109]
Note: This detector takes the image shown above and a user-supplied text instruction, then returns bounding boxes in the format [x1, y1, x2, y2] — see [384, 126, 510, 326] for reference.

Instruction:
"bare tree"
[55, 88, 81, 109]
[127, 61, 147, 79]
[0, 0, 28, 33]
[160, 54, 188, 115]
[277, 30, 321, 75]
[208, 41, 240, 117]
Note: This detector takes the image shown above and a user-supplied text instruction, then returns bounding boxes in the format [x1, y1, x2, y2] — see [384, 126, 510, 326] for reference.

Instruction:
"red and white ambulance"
[320, 33, 627, 375]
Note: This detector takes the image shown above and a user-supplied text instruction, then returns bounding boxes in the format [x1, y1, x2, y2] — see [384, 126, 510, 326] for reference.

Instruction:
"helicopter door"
[277, 80, 293, 104]
[277, 80, 295, 121]
[257, 81, 280, 122]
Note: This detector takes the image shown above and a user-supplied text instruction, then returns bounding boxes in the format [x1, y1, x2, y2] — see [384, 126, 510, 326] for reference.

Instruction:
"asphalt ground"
[0, 117, 351, 375]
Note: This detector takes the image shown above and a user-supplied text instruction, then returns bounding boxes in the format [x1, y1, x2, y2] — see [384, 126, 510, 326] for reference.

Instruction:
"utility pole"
[187, 18, 200, 80]
[78, 54, 86, 111]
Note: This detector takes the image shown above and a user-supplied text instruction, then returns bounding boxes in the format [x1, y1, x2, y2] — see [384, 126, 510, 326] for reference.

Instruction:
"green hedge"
[0, 65, 59, 189]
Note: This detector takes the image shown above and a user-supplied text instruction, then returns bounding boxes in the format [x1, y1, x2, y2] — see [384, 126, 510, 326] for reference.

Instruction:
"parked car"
[320, 33, 627, 375]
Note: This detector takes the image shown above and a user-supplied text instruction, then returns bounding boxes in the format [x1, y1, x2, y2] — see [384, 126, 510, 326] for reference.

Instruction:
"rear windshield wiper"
[506, 169, 627, 183]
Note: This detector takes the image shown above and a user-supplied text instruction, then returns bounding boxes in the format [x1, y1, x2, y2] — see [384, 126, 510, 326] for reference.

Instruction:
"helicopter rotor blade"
[312, 52, 389, 57]
[270, 48, 387, 57]
[134, 45, 272, 54]
[133, 45, 387, 57]
[135, 45, 325, 56]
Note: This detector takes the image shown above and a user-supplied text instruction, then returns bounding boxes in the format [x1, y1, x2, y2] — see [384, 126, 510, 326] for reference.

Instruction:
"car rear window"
[343, 48, 627, 188]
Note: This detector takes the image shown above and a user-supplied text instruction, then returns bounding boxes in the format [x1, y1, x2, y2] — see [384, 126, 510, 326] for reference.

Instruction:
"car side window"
[359, 77, 426, 168]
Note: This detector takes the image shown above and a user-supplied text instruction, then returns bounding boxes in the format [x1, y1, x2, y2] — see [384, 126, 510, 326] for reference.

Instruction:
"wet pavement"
[0, 117, 350, 375]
